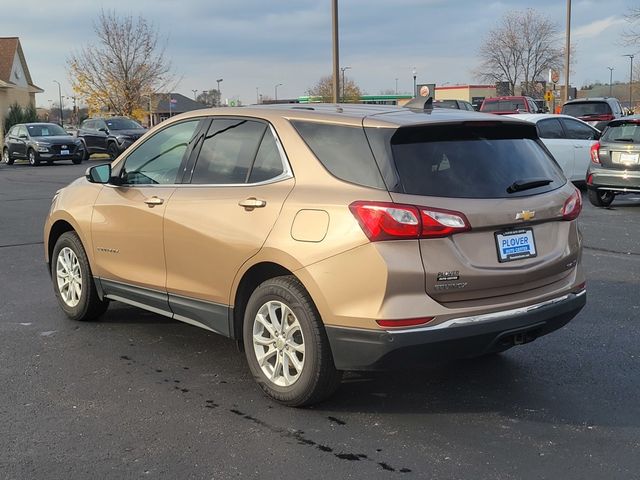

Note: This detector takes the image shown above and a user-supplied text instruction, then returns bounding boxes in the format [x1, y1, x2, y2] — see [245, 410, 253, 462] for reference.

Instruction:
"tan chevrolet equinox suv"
[44, 104, 586, 406]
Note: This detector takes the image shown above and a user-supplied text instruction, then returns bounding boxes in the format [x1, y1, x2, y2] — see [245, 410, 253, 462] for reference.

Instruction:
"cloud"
[573, 16, 627, 39]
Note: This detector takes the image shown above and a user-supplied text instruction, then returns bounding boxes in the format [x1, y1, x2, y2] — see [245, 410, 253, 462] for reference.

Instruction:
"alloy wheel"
[56, 247, 83, 307]
[252, 300, 305, 387]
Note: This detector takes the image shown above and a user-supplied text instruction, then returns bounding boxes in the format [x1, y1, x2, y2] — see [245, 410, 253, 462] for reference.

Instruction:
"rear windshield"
[433, 100, 458, 109]
[481, 99, 525, 112]
[601, 122, 640, 143]
[562, 102, 611, 116]
[377, 123, 565, 198]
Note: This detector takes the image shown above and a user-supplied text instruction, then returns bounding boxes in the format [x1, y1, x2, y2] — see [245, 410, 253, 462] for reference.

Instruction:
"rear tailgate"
[366, 120, 581, 305]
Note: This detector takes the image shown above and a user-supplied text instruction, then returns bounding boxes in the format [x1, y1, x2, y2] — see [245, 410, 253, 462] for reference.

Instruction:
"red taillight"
[349, 201, 470, 241]
[376, 317, 435, 328]
[562, 188, 582, 221]
[590, 142, 601, 164]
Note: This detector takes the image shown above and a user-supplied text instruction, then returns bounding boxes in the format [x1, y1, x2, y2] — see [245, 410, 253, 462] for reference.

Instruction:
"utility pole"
[340, 66, 351, 102]
[608, 67, 614, 97]
[53, 80, 63, 126]
[216, 78, 223, 107]
[275, 83, 283, 102]
[624, 54, 634, 112]
[412, 67, 417, 97]
[332, 0, 339, 103]
[563, 0, 571, 104]
[395, 78, 398, 95]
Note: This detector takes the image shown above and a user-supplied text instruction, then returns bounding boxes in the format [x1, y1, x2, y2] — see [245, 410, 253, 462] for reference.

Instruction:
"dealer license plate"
[61, 149, 69, 156]
[495, 228, 537, 263]
[617, 152, 639, 165]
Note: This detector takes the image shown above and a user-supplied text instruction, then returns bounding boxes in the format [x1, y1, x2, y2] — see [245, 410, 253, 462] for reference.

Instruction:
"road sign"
[544, 91, 553, 102]
[551, 70, 560, 84]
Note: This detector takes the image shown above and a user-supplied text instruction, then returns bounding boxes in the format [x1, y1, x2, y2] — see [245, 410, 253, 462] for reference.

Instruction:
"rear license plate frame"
[494, 228, 537, 263]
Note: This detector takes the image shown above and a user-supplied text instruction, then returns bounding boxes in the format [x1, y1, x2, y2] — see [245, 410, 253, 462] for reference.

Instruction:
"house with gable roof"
[0, 37, 43, 139]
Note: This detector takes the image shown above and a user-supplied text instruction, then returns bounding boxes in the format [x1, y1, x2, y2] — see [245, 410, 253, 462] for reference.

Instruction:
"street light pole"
[412, 67, 417, 97]
[256, 87, 260, 104]
[332, 0, 339, 103]
[608, 67, 614, 97]
[216, 78, 223, 107]
[395, 78, 398, 95]
[275, 83, 283, 102]
[340, 66, 351, 102]
[53, 80, 63, 126]
[624, 55, 634, 112]
[192, 89, 198, 101]
[563, 0, 571, 104]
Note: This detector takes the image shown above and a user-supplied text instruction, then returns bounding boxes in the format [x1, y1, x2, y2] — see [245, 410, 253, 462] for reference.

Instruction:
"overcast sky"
[1, 0, 636, 107]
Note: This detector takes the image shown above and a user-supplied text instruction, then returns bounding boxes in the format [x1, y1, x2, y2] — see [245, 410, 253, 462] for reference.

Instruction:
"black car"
[77, 117, 146, 160]
[587, 116, 640, 207]
[562, 97, 625, 131]
[2, 123, 84, 166]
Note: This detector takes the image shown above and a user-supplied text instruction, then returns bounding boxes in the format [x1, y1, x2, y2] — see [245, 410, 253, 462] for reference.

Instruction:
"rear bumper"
[325, 289, 586, 370]
[588, 166, 640, 192]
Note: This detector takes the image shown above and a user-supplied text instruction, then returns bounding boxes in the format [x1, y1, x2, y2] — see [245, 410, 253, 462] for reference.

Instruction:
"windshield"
[27, 124, 68, 137]
[482, 99, 525, 112]
[601, 122, 640, 143]
[106, 118, 143, 130]
[562, 102, 611, 116]
[387, 124, 565, 198]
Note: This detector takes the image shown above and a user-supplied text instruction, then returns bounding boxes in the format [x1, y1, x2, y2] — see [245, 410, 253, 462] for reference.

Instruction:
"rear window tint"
[387, 124, 565, 198]
[601, 122, 640, 143]
[290, 121, 385, 189]
[562, 102, 611, 116]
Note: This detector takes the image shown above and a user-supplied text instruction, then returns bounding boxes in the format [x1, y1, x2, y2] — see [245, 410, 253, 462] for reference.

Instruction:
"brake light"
[590, 142, 601, 164]
[376, 317, 435, 328]
[562, 188, 582, 221]
[349, 201, 470, 241]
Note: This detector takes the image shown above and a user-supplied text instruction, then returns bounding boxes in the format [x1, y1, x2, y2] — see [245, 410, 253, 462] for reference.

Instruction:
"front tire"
[107, 142, 119, 160]
[588, 189, 615, 207]
[2, 148, 13, 165]
[51, 231, 109, 321]
[28, 149, 40, 166]
[243, 276, 342, 406]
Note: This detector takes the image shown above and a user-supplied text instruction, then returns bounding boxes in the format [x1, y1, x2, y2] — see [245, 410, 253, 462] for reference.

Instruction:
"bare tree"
[622, 7, 640, 46]
[308, 75, 362, 103]
[68, 10, 173, 119]
[475, 9, 562, 96]
[196, 89, 221, 107]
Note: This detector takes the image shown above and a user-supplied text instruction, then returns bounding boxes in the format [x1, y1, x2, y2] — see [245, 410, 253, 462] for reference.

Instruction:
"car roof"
[169, 103, 529, 129]
[563, 97, 618, 104]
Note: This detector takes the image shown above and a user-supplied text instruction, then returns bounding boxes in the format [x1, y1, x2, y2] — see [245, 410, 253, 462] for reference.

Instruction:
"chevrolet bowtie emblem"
[516, 210, 535, 221]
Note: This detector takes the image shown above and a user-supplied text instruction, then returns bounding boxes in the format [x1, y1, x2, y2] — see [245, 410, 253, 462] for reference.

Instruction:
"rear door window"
[560, 118, 598, 140]
[385, 123, 565, 198]
[291, 121, 385, 189]
[537, 119, 565, 139]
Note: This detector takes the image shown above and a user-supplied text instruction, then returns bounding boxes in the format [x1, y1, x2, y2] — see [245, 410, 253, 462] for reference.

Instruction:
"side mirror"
[98, 127, 109, 133]
[19, 134, 28, 139]
[86, 164, 112, 184]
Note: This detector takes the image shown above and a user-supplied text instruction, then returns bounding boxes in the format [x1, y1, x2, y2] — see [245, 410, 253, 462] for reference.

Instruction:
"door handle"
[144, 196, 164, 207]
[238, 197, 267, 210]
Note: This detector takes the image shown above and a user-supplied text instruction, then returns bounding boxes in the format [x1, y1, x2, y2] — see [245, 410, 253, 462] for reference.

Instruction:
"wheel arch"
[47, 220, 76, 274]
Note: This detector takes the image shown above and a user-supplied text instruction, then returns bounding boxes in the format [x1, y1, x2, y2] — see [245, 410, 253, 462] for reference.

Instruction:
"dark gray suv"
[77, 117, 146, 160]
[587, 116, 640, 206]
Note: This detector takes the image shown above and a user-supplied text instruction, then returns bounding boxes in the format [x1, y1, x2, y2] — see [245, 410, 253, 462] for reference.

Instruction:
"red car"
[480, 96, 540, 115]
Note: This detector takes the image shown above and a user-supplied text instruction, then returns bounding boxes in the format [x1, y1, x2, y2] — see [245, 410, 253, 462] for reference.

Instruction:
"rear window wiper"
[611, 137, 635, 143]
[507, 178, 553, 194]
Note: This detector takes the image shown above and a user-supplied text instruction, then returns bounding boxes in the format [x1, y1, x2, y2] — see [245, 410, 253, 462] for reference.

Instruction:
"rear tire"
[51, 231, 109, 321]
[107, 142, 119, 160]
[28, 149, 40, 166]
[80, 141, 90, 161]
[588, 189, 615, 207]
[2, 148, 13, 165]
[72, 157, 82, 165]
[243, 276, 342, 406]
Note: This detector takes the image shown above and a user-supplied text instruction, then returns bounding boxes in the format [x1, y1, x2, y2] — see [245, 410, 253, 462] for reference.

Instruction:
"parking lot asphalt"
[1, 160, 639, 480]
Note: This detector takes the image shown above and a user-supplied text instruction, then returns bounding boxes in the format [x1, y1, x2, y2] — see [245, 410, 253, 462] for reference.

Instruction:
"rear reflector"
[573, 281, 586, 293]
[349, 201, 470, 241]
[376, 317, 435, 328]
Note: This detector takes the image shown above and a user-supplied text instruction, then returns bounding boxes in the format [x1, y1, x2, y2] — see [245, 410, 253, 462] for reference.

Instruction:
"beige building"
[0, 37, 43, 140]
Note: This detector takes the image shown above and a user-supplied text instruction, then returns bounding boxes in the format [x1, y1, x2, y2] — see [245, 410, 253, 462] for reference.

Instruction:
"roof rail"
[402, 96, 434, 110]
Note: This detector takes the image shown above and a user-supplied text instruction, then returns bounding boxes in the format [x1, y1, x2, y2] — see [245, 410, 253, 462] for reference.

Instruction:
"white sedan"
[506, 114, 600, 183]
